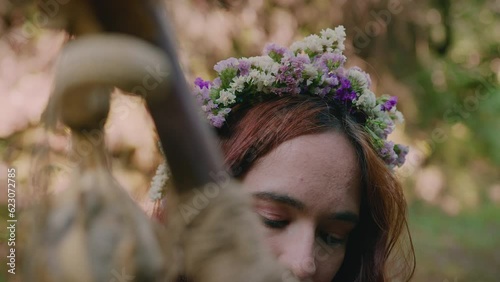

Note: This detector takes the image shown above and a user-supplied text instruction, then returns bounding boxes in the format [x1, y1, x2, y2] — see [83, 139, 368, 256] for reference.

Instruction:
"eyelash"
[261, 217, 289, 229]
[318, 231, 347, 247]
[260, 217, 347, 247]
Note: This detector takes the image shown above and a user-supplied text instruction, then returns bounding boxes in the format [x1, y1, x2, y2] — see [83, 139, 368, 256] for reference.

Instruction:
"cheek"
[256, 226, 284, 256]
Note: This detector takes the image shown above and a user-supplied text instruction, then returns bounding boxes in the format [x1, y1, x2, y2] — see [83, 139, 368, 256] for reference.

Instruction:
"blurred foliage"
[409, 203, 500, 281]
[407, 0, 500, 163]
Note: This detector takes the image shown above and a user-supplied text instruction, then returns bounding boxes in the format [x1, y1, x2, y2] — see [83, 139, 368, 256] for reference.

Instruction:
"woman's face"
[242, 131, 361, 282]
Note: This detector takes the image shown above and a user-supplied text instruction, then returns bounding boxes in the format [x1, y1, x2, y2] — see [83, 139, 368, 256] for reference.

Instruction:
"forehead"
[242, 131, 361, 214]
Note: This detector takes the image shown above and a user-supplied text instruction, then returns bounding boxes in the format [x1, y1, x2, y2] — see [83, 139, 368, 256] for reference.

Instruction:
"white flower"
[380, 115, 393, 127]
[230, 76, 246, 92]
[268, 62, 281, 74]
[320, 36, 333, 49]
[302, 34, 323, 53]
[303, 63, 318, 78]
[216, 90, 236, 106]
[290, 41, 306, 53]
[321, 26, 346, 51]
[394, 110, 405, 123]
[303, 64, 318, 86]
[250, 71, 276, 92]
[260, 72, 276, 86]
[247, 69, 261, 82]
[348, 67, 371, 89]
[248, 56, 280, 74]
[321, 26, 346, 41]
[372, 104, 385, 117]
[356, 90, 377, 109]
[149, 162, 169, 200]
[337, 42, 345, 52]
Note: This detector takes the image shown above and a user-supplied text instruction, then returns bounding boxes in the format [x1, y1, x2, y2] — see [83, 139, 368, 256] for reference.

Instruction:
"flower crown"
[193, 26, 408, 168]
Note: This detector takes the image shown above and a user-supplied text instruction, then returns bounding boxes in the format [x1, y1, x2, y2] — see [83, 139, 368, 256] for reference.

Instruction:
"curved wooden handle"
[46, 34, 171, 129]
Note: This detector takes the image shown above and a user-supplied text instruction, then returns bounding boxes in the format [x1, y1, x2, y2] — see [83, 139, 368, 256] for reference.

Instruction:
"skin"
[242, 131, 361, 282]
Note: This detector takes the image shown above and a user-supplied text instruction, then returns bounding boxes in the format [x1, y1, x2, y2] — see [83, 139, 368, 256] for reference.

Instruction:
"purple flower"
[263, 43, 290, 59]
[238, 59, 251, 76]
[202, 100, 218, 112]
[273, 56, 307, 96]
[293, 54, 311, 65]
[322, 73, 339, 87]
[194, 77, 211, 89]
[273, 68, 300, 96]
[335, 76, 357, 102]
[208, 113, 226, 128]
[198, 87, 210, 101]
[382, 119, 395, 138]
[339, 75, 350, 89]
[318, 86, 332, 98]
[315, 52, 346, 72]
[381, 96, 398, 111]
[212, 77, 222, 88]
[380, 141, 398, 166]
[394, 144, 409, 167]
[214, 57, 239, 73]
[194, 78, 211, 102]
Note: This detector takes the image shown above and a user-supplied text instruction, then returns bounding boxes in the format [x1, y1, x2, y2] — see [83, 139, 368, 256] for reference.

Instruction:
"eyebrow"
[329, 211, 359, 224]
[252, 191, 305, 210]
[252, 191, 359, 224]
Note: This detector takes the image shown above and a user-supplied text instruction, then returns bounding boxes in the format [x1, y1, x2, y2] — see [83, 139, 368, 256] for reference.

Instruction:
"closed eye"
[317, 230, 347, 247]
[260, 217, 289, 229]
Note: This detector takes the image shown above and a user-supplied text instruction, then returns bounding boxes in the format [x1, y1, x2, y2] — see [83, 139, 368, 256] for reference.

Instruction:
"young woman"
[148, 26, 415, 282]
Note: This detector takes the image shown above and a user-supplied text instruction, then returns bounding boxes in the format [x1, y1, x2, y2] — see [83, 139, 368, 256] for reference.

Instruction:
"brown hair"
[216, 95, 415, 282]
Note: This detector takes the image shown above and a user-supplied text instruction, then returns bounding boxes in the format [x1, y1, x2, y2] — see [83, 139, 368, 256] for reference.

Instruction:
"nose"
[277, 226, 317, 280]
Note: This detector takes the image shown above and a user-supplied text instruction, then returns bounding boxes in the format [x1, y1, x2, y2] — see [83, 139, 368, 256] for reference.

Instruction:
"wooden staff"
[42, 0, 225, 193]
[23, 1, 298, 281]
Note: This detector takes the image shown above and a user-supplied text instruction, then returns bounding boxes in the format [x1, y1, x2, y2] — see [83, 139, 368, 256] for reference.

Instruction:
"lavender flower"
[194, 77, 211, 89]
[381, 96, 398, 111]
[201, 100, 218, 113]
[194, 78, 211, 102]
[317, 86, 332, 98]
[273, 56, 307, 96]
[208, 113, 226, 128]
[263, 43, 291, 62]
[335, 76, 357, 102]
[383, 119, 396, 138]
[238, 59, 251, 76]
[394, 144, 409, 167]
[315, 52, 346, 72]
[214, 57, 239, 73]
[322, 73, 339, 87]
[380, 141, 398, 167]
[212, 77, 222, 88]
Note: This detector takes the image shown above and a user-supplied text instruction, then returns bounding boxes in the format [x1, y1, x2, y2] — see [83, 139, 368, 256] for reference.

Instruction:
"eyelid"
[318, 222, 354, 247]
[317, 230, 347, 247]
[252, 200, 291, 229]
[253, 199, 290, 217]
[260, 217, 289, 229]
